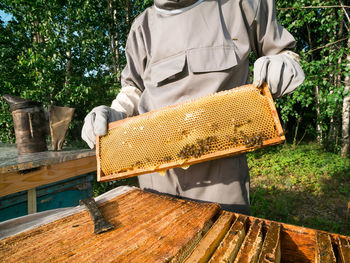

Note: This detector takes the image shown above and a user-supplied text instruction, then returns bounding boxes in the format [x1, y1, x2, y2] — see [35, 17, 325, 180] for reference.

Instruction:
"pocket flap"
[151, 53, 186, 84]
[187, 46, 238, 73]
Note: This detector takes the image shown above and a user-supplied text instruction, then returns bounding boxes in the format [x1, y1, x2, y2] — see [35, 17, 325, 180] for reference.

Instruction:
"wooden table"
[0, 144, 96, 214]
[1, 188, 349, 263]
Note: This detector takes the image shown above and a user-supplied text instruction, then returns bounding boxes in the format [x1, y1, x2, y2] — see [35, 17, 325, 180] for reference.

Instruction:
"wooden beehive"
[1, 188, 349, 263]
[97, 83, 285, 182]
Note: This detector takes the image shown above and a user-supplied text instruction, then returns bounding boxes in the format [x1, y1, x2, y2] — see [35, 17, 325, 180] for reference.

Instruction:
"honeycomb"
[97, 84, 285, 181]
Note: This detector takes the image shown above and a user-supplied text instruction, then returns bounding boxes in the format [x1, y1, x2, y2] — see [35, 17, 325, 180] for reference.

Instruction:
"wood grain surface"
[337, 236, 350, 263]
[315, 232, 336, 263]
[0, 155, 96, 197]
[1, 188, 350, 263]
[258, 222, 281, 263]
[0, 189, 220, 263]
[184, 211, 234, 263]
[234, 220, 263, 263]
[209, 215, 247, 262]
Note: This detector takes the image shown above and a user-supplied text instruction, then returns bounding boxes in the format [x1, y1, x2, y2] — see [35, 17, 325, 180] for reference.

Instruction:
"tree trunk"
[64, 8, 72, 88]
[126, 0, 131, 29]
[32, 20, 44, 43]
[65, 50, 72, 86]
[341, 37, 350, 157]
[108, 0, 121, 83]
[328, 19, 344, 150]
[307, 24, 323, 143]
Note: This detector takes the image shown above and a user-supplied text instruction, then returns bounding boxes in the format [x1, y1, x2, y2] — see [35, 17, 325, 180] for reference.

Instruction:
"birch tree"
[341, 36, 350, 157]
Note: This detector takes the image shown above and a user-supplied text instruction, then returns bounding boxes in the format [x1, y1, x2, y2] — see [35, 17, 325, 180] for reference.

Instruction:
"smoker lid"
[2, 94, 42, 111]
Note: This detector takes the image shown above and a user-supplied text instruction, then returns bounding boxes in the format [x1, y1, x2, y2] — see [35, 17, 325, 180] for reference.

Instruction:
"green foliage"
[0, 0, 152, 144]
[92, 177, 139, 197]
[248, 144, 350, 235]
[0, 0, 349, 151]
[275, 0, 349, 151]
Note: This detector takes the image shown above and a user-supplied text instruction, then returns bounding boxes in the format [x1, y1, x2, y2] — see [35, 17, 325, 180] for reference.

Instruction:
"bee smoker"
[3, 94, 48, 155]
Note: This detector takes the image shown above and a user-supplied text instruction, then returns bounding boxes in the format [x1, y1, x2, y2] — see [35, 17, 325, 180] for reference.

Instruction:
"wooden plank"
[0, 155, 97, 197]
[184, 211, 235, 263]
[0, 189, 220, 263]
[315, 232, 336, 263]
[234, 220, 263, 263]
[337, 236, 350, 263]
[27, 188, 37, 214]
[258, 222, 281, 263]
[0, 147, 95, 174]
[243, 213, 350, 263]
[209, 214, 247, 263]
[245, 214, 315, 263]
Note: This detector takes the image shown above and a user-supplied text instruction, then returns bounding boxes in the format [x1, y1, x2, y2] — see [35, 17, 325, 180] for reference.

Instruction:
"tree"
[0, 0, 152, 143]
[275, 0, 349, 154]
[342, 36, 350, 157]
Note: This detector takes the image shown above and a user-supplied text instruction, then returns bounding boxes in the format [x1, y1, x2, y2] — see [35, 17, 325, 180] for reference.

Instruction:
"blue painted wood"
[0, 195, 27, 221]
[0, 173, 94, 222]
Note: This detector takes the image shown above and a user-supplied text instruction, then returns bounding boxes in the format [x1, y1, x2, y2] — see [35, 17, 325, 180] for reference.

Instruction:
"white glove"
[81, 106, 124, 149]
[253, 51, 305, 98]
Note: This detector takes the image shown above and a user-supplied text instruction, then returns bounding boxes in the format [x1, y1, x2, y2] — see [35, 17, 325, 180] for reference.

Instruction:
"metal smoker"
[3, 94, 75, 154]
[3, 94, 48, 154]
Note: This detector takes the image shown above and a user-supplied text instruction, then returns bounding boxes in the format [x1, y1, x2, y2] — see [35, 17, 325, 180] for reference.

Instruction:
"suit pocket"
[150, 52, 187, 86]
[187, 45, 238, 73]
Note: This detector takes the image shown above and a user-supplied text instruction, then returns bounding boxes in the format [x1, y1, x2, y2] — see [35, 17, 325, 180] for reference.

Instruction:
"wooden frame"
[97, 83, 285, 182]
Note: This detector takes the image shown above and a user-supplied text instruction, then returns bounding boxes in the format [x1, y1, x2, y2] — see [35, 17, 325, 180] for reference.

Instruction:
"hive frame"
[96, 83, 285, 182]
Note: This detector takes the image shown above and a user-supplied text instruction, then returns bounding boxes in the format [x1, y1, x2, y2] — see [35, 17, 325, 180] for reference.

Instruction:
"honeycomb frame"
[96, 83, 285, 182]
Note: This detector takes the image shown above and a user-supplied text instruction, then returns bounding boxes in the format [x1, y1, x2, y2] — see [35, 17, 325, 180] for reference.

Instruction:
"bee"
[226, 135, 238, 146]
[231, 137, 238, 145]
[212, 123, 218, 132]
[163, 156, 172, 162]
[181, 130, 189, 137]
[193, 149, 201, 158]
[243, 135, 250, 146]
[135, 161, 143, 169]
[247, 119, 252, 124]
[207, 136, 217, 143]
[197, 139, 205, 146]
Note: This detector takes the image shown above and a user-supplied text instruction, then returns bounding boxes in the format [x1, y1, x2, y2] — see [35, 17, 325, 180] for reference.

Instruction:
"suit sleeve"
[112, 24, 147, 117]
[121, 25, 147, 91]
[249, 0, 296, 57]
[246, 0, 304, 97]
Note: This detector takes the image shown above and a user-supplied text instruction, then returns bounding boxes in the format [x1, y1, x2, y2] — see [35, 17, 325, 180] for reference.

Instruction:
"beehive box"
[97, 83, 285, 181]
[1, 188, 349, 263]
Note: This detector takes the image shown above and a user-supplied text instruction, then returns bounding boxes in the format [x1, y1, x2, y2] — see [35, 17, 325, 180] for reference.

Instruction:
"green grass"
[247, 143, 350, 236]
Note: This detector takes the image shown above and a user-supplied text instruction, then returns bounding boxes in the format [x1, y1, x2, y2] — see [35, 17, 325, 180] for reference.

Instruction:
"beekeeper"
[82, 0, 304, 214]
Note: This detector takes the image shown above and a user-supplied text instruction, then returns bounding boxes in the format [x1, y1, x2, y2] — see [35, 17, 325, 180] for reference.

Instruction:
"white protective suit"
[83, 0, 305, 214]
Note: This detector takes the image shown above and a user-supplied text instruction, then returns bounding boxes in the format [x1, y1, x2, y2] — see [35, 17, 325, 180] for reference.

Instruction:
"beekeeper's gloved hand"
[81, 106, 125, 149]
[253, 51, 305, 98]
